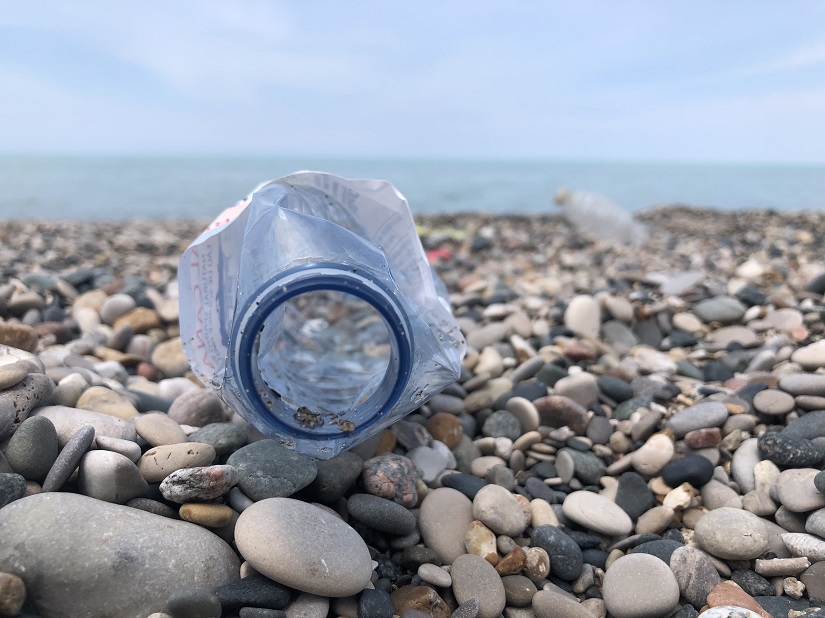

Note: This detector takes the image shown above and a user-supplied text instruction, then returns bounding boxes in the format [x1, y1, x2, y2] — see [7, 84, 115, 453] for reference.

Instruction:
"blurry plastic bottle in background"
[178, 172, 465, 459]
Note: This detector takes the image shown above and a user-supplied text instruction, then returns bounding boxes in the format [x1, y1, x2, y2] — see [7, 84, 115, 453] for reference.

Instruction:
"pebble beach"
[2, 206, 825, 618]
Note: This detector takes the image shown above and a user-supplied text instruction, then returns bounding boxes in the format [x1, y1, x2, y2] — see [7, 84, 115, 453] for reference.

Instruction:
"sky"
[1, 2, 825, 163]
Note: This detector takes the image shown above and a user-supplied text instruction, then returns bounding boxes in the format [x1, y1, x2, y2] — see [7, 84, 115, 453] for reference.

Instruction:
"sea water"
[0, 155, 823, 219]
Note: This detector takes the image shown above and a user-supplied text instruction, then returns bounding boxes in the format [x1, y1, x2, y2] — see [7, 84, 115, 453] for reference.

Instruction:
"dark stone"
[347, 493, 417, 535]
[566, 531, 603, 550]
[753, 595, 811, 616]
[805, 272, 825, 295]
[758, 431, 823, 467]
[585, 415, 612, 445]
[665, 330, 698, 348]
[306, 451, 363, 503]
[735, 382, 770, 404]
[675, 361, 704, 380]
[531, 525, 583, 581]
[524, 477, 556, 503]
[226, 440, 317, 500]
[597, 375, 633, 403]
[358, 588, 394, 618]
[817, 470, 825, 496]
[536, 364, 568, 388]
[3, 415, 58, 482]
[375, 554, 405, 581]
[669, 605, 699, 618]
[187, 423, 247, 457]
[581, 548, 608, 570]
[560, 448, 605, 485]
[166, 588, 222, 618]
[40, 424, 96, 492]
[440, 473, 487, 501]
[238, 609, 286, 618]
[125, 389, 173, 413]
[615, 471, 655, 521]
[481, 410, 522, 441]
[661, 455, 715, 488]
[451, 598, 481, 618]
[612, 395, 654, 422]
[703, 361, 734, 382]
[783, 410, 825, 440]
[0, 473, 26, 508]
[632, 318, 662, 348]
[215, 575, 290, 612]
[399, 546, 442, 571]
[630, 539, 684, 565]
[736, 284, 767, 307]
[531, 460, 558, 479]
[730, 569, 775, 597]
[501, 574, 536, 608]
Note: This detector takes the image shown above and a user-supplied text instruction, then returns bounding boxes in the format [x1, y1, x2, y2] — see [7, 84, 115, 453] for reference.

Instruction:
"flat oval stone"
[669, 545, 721, 608]
[602, 553, 680, 618]
[780, 374, 825, 397]
[694, 507, 768, 560]
[530, 525, 583, 581]
[752, 389, 795, 416]
[532, 589, 593, 618]
[76, 386, 139, 420]
[227, 440, 317, 501]
[630, 433, 674, 476]
[661, 454, 715, 489]
[32, 405, 136, 445]
[138, 442, 216, 483]
[235, 498, 372, 597]
[419, 487, 474, 564]
[2, 415, 58, 482]
[776, 468, 825, 512]
[450, 554, 506, 618]
[667, 401, 729, 438]
[134, 412, 188, 447]
[346, 493, 417, 535]
[562, 491, 632, 536]
[0, 492, 238, 618]
[78, 450, 148, 504]
[758, 431, 822, 467]
[472, 484, 528, 537]
[564, 295, 601, 339]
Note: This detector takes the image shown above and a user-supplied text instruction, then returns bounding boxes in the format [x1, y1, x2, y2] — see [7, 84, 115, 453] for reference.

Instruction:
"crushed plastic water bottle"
[554, 187, 648, 245]
[178, 172, 466, 458]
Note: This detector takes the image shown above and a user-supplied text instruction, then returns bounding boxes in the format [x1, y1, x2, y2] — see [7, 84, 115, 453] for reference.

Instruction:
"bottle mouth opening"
[229, 263, 414, 440]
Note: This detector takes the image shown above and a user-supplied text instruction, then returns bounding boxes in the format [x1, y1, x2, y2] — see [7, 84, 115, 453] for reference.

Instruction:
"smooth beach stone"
[782, 533, 825, 562]
[127, 497, 177, 519]
[615, 471, 655, 520]
[597, 374, 634, 403]
[631, 433, 674, 476]
[472, 483, 528, 537]
[40, 424, 96, 493]
[730, 438, 759, 494]
[559, 447, 605, 485]
[33, 405, 136, 445]
[284, 592, 329, 618]
[0, 571, 26, 616]
[100, 293, 137, 325]
[390, 585, 450, 618]
[506, 397, 541, 433]
[0, 492, 239, 618]
[693, 507, 768, 560]
[346, 493, 417, 535]
[2, 415, 58, 482]
[362, 453, 418, 507]
[138, 442, 216, 483]
[694, 296, 746, 325]
[0, 361, 29, 390]
[465, 519, 497, 561]
[215, 573, 290, 613]
[531, 589, 592, 618]
[95, 434, 142, 463]
[782, 410, 825, 442]
[0, 401, 13, 442]
[701, 479, 743, 510]
[603, 553, 680, 618]
[179, 503, 234, 528]
[134, 412, 188, 447]
[407, 444, 449, 482]
[187, 422, 248, 457]
[235, 497, 372, 597]
[669, 546, 721, 609]
[227, 440, 317, 501]
[167, 388, 226, 427]
[78, 449, 148, 504]
[776, 468, 825, 512]
[793, 341, 825, 370]
[632, 539, 684, 565]
[450, 554, 506, 618]
[706, 325, 758, 348]
[666, 401, 729, 437]
[358, 588, 394, 618]
[501, 574, 536, 607]
[166, 588, 222, 618]
[306, 451, 363, 503]
[441, 472, 487, 500]
[417, 563, 451, 588]
[661, 454, 715, 489]
[533, 395, 589, 434]
[564, 295, 601, 339]
[780, 374, 825, 397]
[531, 525, 583, 581]
[553, 373, 599, 408]
[562, 491, 632, 536]
[731, 569, 775, 597]
[0, 373, 53, 427]
[149, 336, 188, 376]
[752, 389, 795, 416]
[0, 473, 26, 508]
[757, 431, 823, 467]
[419, 487, 474, 564]
[76, 385, 139, 420]
[159, 464, 238, 503]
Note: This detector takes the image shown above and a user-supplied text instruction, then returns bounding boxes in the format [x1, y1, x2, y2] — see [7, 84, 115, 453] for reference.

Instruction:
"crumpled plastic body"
[178, 172, 465, 458]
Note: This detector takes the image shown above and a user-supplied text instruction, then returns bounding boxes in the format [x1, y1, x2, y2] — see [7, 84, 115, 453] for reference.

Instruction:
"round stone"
[75, 386, 139, 420]
[450, 554, 506, 618]
[661, 454, 716, 489]
[501, 574, 536, 608]
[346, 493, 417, 535]
[666, 401, 729, 437]
[150, 336, 189, 377]
[693, 507, 768, 560]
[630, 433, 674, 476]
[0, 492, 238, 618]
[693, 296, 746, 324]
[506, 397, 540, 433]
[167, 389, 226, 427]
[482, 410, 522, 441]
[532, 589, 593, 618]
[40, 424, 96, 492]
[419, 488, 474, 564]
[792, 341, 825, 370]
[406, 445, 449, 483]
[425, 413, 464, 449]
[472, 484, 529, 537]
[602, 553, 680, 618]
[362, 453, 418, 507]
[753, 389, 795, 416]
[615, 471, 656, 520]
[235, 498, 372, 597]
[2, 415, 58, 482]
[227, 440, 317, 501]
[100, 293, 137, 325]
[417, 563, 451, 588]
[0, 361, 29, 391]
[134, 412, 188, 447]
[776, 468, 825, 512]
[562, 491, 633, 536]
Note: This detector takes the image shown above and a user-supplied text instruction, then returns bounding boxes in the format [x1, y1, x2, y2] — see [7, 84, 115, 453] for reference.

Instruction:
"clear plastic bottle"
[178, 172, 465, 458]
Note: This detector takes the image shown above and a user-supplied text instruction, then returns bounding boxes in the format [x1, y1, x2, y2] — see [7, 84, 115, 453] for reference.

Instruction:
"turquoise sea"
[0, 155, 823, 219]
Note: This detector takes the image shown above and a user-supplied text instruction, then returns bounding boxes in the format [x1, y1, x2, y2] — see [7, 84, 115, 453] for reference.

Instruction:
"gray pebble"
[3, 415, 58, 482]
[346, 493, 417, 535]
[41, 424, 96, 492]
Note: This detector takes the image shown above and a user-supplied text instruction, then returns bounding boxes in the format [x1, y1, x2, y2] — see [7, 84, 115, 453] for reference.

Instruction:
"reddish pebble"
[362, 453, 418, 507]
[137, 362, 160, 381]
[683, 427, 722, 449]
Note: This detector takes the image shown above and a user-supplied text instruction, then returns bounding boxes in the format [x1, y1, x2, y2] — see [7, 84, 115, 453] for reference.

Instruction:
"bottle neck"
[228, 262, 414, 442]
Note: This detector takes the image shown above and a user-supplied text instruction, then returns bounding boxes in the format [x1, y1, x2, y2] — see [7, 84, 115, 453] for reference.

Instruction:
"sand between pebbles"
[1, 207, 825, 617]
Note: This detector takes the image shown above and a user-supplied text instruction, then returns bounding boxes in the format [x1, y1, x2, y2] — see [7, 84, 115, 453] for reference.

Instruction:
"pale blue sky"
[1, 2, 824, 163]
